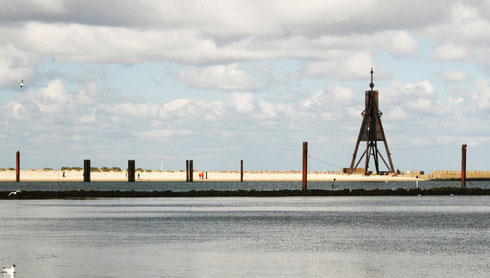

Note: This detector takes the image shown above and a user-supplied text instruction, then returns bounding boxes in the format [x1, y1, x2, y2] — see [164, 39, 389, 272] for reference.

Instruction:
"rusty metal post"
[240, 160, 243, 182]
[16, 151, 20, 182]
[461, 144, 467, 188]
[186, 160, 189, 182]
[128, 160, 135, 182]
[302, 141, 308, 191]
[189, 160, 193, 182]
[83, 160, 91, 182]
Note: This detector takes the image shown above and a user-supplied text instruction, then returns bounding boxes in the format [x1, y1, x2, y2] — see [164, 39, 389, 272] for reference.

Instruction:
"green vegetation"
[136, 168, 144, 172]
[90, 167, 100, 172]
[145, 169, 152, 172]
[61, 167, 83, 171]
[0, 168, 5, 171]
[110, 167, 122, 172]
[7, 168, 14, 171]
[100, 167, 110, 172]
[43, 168, 53, 171]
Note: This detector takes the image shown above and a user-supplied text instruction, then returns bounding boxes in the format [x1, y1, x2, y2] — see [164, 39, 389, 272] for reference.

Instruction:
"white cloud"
[179, 64, 254, 90]
[473, 79, 490, 110]
[440, 70, 468, 82]
[304, 52, 388, 80]
[224, 92, 255, 113]
[0, 44, 37, 87]
[433, 43, 468, 61]
[31, 79, 69, 114]
[140, 129, 193, 138]
[389, 31, 419, 56]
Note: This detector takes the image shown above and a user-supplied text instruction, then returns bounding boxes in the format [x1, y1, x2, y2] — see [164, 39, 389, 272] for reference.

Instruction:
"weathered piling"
[16, 151, 20, 182]
[186, 160, 189, 182]
[128, 160, 135, 182]
[461, 144, 467, 188]
[302, 141, 308, 191]
[240, 160, 244, 182]
[189, 160, 194, 182]
[83, 160, 91, 182]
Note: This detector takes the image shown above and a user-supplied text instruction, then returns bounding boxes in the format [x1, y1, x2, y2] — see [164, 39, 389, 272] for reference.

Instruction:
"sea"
[0, 181, 489, 277]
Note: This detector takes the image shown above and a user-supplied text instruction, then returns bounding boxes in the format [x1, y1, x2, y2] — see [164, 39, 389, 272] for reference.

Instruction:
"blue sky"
[1, 0, 490, 172]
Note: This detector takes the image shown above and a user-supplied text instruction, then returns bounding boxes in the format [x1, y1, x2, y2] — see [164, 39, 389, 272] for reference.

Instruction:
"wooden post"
[83, 160, 91, 182]
[302, 141, 308, 191]
[189, 160, 193, 182]
[128, 160, 135, 182]
[240, 160, 243, 182]
[16, 151, 20, 182]
[205, 171, 208, 179]
[461, 144, 467, 188]
[186, 160, 189, 182]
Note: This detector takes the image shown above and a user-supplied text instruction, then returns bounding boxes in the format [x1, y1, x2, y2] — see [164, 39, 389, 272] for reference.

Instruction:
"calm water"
[0, 196, 488, 277]
[0, 180, 489, 192]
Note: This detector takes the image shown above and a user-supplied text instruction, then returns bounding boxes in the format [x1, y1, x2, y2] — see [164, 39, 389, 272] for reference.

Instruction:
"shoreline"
[1, 187, 489, 199]
[0, 170, 425, 182]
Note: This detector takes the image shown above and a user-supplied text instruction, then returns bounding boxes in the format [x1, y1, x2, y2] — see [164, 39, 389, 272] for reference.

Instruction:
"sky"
[1, 0, 490, 172]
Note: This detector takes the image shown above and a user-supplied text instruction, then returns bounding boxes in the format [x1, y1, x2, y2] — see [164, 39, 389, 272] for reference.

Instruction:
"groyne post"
[461, 144, 467, 188]
[83, 159, 91, 182]
[189, 160, 194, 182]
[128, 160, 135, 182]
[186, 160, 189, 182]
[302, 141, 308, 191]
[16, 151, 20, 182]
[240, 160, 244, 182]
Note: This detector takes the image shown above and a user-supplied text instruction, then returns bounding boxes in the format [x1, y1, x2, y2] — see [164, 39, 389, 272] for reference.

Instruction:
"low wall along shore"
[431, 170, 490, 180]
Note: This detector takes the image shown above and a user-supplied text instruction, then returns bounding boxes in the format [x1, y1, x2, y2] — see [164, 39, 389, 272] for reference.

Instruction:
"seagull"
[20, 80, 23, 88]
[8, 190, 21, 197]
[2, 264, 15, 274]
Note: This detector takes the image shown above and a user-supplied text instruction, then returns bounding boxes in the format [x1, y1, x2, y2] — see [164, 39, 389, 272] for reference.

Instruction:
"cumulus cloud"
[433, 43, 468, 61]
[440, 70, 468, 82]
[304, 52, 389, 80]
[179, 64, 254, 90]
[224, 92, 255, 113]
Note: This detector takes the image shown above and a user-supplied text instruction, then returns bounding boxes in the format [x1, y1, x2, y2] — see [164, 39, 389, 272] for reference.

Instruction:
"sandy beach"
[0, 170, 422, 182]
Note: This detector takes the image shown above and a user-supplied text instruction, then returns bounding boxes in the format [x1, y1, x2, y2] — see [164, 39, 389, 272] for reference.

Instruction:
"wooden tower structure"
[349, 69, 394, 175]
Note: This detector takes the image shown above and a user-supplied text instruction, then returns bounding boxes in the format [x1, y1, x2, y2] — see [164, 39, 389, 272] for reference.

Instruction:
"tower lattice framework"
[349, 69, 395, 175]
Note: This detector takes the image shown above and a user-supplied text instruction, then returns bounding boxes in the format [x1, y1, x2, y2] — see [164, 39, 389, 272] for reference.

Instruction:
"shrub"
[91, 167, 100, 172]
[43, 168, 53, 171]
[145, 169, 152, 172]
[7, 168, 14, 171]
[136, 168, 144, 172]
[110, 167, 122, 172]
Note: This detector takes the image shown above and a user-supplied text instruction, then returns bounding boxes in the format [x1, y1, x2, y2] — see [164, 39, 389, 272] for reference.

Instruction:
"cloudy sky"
[1, 0, 490, 172]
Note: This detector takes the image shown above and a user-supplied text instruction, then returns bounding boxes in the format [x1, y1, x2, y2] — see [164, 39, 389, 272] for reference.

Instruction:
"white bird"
[20, 80, 23, 88]
[2, 264, 15, 274]
[8, 190, 21, 197]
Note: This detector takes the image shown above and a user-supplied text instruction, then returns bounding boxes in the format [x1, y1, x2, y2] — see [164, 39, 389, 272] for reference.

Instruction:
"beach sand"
[0, 170, 421, 182]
